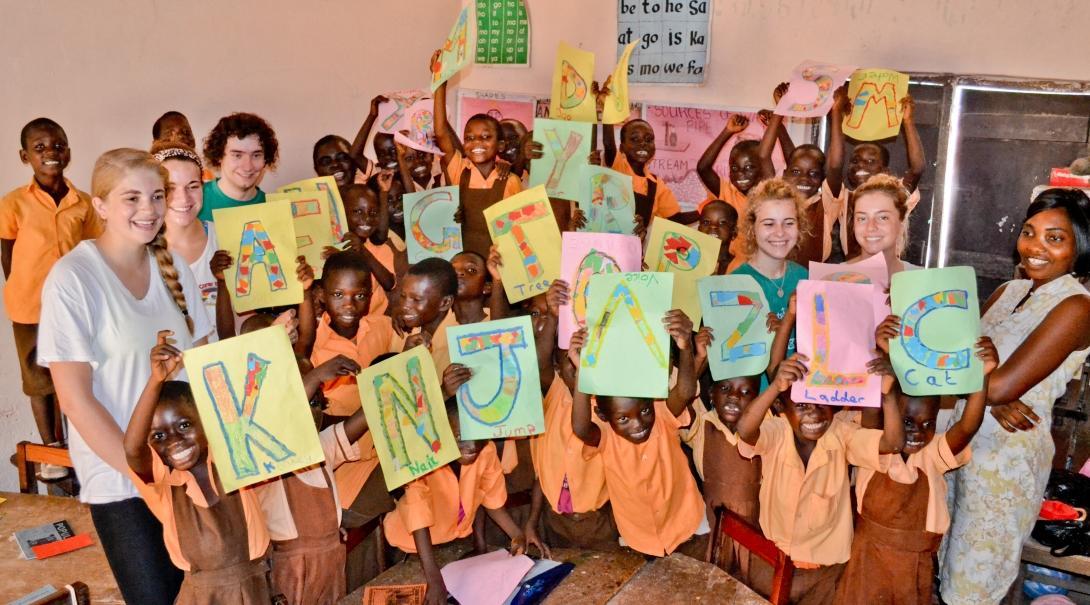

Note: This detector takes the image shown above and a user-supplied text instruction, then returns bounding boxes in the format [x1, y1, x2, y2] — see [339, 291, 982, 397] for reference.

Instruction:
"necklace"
[771, 271, 788, 298]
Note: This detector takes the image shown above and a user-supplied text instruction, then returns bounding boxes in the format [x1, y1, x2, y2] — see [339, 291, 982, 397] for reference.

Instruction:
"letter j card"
[182, 326, 324, 492]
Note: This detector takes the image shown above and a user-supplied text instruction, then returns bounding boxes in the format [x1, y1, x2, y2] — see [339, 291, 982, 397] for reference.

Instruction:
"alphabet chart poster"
[843, 68, 910, 141]
[404, 186, 462, 263]
[475, 0, 530, 66]
[644, 217, 721, 327]
[791, 280, 884, 408]
[889, 267, 982, 396]
[447, 316, 545, 440]
[529, 118, 592, 200]
[698, 274, 775, 380]
[484, 185, 562, 303]
[578, 165, 636, 235]
[579, 272, 674, 398]
[558, 231, 643, 348]
[183, 326, 323, 492]
[358, 346, 460, 490]
[212, 202, 304, 313]
[616, 0, 711, 84]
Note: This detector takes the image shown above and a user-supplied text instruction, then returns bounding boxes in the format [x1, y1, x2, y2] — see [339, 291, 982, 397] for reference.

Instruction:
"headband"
[153, 146, 203, 169]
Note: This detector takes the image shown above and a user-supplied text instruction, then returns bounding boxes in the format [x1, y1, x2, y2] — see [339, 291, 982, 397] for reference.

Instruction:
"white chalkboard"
[617, 0, 711, 85]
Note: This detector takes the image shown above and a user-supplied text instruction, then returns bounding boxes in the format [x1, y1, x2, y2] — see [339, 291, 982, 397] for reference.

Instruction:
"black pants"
[89, 497, 183, 605]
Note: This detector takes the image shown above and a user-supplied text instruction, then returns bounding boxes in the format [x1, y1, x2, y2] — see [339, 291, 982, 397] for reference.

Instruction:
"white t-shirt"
[189, 222, 219, 343]
[37, 241, 213, 504]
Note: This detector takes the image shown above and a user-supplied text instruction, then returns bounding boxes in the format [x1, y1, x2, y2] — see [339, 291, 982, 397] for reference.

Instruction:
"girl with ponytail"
[37, 148, 212, 604]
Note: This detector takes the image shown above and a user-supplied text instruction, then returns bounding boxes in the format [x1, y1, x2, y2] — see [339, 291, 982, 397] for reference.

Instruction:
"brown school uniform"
[834, 434, 971, 605]
[611, 154, 680, 224]
[447, 150, 521, 259]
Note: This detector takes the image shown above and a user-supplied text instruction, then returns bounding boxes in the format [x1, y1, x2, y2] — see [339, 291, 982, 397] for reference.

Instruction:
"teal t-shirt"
[731, 260, 808, 357]
[198, 179, 265, 222]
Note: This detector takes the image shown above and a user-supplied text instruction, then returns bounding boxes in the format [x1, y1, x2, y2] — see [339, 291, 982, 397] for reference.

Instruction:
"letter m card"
[182, 326, 324, 492]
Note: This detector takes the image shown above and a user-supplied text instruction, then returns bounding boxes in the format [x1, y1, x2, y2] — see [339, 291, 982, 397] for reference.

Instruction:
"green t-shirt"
[198, 179, 265, 222]
[731, 260, 808, 357]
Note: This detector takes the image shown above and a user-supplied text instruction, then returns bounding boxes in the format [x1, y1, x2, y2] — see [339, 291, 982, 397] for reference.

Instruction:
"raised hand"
[663, 309, 694, 350]
[210, 250, 233, 281]
[545, 279, 570, 318]
[441, 363, 473, 399]
[874, 315, 901, 354]
[149, 330, 183, 383]
[772, 354, 809, 393]
[296, 256, 315, 291]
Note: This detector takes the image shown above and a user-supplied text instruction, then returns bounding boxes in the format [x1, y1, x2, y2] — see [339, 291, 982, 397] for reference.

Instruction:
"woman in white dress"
[940, 188, 1090, 604]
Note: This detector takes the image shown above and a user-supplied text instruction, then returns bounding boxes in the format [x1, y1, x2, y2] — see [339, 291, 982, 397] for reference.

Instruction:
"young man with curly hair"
[198, 112, 279, 221]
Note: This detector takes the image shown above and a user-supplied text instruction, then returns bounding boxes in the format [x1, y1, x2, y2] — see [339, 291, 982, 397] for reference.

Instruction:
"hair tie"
[152, 146, 203, 169]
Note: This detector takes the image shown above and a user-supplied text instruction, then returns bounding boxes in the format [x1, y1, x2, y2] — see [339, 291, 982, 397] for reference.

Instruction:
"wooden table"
[344, 545, 767, 604]
[0, 492, 123, 604]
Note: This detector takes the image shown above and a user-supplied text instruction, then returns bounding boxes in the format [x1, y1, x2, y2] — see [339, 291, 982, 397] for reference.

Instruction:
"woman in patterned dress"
[941, 188, 1090, 604]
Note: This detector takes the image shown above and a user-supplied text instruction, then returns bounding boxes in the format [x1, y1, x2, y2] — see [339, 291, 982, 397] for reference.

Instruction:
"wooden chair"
[26, 582, 89, 605]
[15, 441, 73, 494]
[708, 506, 794, 605]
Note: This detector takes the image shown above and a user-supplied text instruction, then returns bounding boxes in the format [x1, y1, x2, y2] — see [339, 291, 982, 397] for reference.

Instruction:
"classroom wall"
[0, 0, 1084, 490]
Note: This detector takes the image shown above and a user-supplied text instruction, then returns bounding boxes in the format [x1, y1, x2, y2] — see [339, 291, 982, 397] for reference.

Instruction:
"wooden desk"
[344, 546, 765, 604]
[608, 553, 769, 604]
[0, 492, 122, 604]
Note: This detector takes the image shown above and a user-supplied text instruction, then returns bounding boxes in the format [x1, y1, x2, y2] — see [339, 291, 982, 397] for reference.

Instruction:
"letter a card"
[213, 202, 303, 313]
[578, 272, 674, 398]
[183, 326, 324, 492]
[484, 185, 562, 303]
[357, 346, 459, 490]
[529, 118, 591, 200]
[889, 267, 981, 396]
[447, 316, 544, 440]
[698, 274, 775, 381]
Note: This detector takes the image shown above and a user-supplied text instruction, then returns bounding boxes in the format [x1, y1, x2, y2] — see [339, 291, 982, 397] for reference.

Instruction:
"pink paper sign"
[643, 104, 786, 210]
[377, 90, 442, 155]
[441, 549, 535, 605]
[457, 92, 536, 139]
[791, 280, 883, 408]
[808, 252, 889, 292]
[558, 232, 643, 348]
[774, 60, 857, 118]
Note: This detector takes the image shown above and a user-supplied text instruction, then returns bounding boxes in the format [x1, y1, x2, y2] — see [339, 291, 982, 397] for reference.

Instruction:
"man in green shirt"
[199, 112, 279, 222]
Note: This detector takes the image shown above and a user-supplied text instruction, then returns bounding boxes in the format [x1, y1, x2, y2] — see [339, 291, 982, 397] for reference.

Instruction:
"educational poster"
[475, 0, 530, 66]
[447, 316, 545, 440]
[183, 326, 323, 492]
[558, 232, 643, 348]
[529, 118, 592, 200]
[212, 203, 304, 314]
[808, 252, 889, 292]
[358, 346, 460, 490]
[578, 165, 636, 235]
[376, 90, 442, 156]
[774, 60, 857, 118]
[578, 272, 674, 398]
[643, 104, 785, 209]
[791, 280, 883, 408]
[484, 185, 562, 303]
[698, 274, 775, 380]
[549, 42, 596, 122]
[266, 188, 346, 280]
[431, 5, 472, 92]
[616, 0, 711, 85]
[602, 42, 637, 124]
[404, 186, 462, 263]
[889, 267, 982, 396]
[843, 68, 910, 141]
[644, 217, 721, 327]
[456, 90, 536, 137]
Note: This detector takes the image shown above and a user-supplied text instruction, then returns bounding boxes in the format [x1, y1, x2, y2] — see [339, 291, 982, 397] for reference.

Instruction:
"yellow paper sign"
[549, 42, 596, 122]
[602, 43, 637, 125]
[276, 176, 348, 238]
[212, 202, 304, 314]
[267, 189, 344, 279]
[484, 185, 562, 303]
[644, 217, 722, 327]
[358, 346, 460, 491]
[182, 326, 324, 492]
[842, 68, 909, 141]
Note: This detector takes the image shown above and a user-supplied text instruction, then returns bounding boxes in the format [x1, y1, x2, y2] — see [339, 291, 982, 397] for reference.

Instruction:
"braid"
[149, 230, 193, 334]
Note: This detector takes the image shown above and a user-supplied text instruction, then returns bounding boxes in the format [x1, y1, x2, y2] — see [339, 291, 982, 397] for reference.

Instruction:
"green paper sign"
[698, 274, 775, 381]
[431, 6, 471, 92]
[889, 266, 982, 396]
[578, 272, 674, 398]
[447, 316, 545, 440]
[405, 186, 462, 263]
[357, 346, 460, 490]
[579, 165, 636, 235]
[475, 0, 530, 65]
[530, 118, 592, 200]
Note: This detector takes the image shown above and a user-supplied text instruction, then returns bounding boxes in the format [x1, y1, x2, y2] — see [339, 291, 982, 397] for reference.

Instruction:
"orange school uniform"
[443, 150, 522, 198]
[390, 309, 460, 377]
[364, 234, 404, 316]
[585, 400, 703, 556]
[529, 376, 609, 514]
[611, 154, 681, 220]
[383, 441, 507, 552]
[738, 415, 883, 566]
[0, 179, 102, 323]
[310, 314, 399, 416]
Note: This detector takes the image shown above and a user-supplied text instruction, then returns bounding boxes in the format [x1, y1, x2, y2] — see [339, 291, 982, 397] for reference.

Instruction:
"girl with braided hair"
[37, 148, 212, 604]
